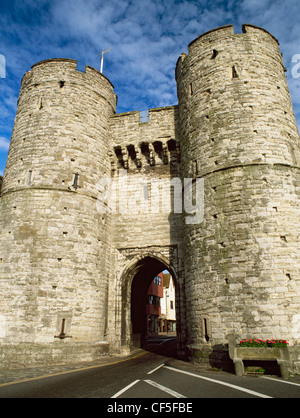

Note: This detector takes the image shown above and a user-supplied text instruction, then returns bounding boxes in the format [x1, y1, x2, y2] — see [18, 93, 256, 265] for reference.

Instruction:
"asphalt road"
[0, 337, 300, 401]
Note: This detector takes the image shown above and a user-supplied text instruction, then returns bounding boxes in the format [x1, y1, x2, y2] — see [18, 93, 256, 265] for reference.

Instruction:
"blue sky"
[0, 0, 299, 175]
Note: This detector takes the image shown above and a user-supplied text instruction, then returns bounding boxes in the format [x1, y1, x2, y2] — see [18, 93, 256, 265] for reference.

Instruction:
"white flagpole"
[98, 49, 111, 73]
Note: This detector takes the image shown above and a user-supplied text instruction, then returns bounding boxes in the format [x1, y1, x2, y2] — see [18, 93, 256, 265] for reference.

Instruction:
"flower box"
[239, 338, 289, 348]
[228, 337, 290, 380]
[236, 346, 280, 361]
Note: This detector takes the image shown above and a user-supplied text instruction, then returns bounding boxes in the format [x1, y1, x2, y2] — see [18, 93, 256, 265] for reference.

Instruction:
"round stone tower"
[176, 25, 300, 352]
[0, 59, 116, 365]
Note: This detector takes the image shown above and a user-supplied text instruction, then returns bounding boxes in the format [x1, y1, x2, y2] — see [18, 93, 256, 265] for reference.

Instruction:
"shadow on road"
[141, 334, 178, 359]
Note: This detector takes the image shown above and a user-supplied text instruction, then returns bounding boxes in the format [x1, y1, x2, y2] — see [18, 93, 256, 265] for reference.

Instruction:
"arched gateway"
[115, 254, 183, 353]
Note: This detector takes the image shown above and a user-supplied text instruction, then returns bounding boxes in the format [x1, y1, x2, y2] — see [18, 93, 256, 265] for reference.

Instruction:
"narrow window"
[211, 49, 218, 59]
[59, 318, 66, 339]
[193, 160, 198, 175]
[203, 318, 210, 342]
[232, 65, 239, 78]
[189, 82, 193, 96]
[28, 170, 32, 186]
[72, 173, 79, 189]
[55, 313, 72, 339]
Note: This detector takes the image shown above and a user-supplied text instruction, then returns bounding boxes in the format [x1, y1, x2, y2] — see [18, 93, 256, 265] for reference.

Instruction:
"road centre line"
[144, 379, 186, 398]
[163, 366, 272, 398]
[111, 379, 140, 398]
[147, 363, 165, 375]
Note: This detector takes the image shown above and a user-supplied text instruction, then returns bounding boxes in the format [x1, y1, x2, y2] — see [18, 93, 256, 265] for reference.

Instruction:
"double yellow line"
[0, 351, 147, 388]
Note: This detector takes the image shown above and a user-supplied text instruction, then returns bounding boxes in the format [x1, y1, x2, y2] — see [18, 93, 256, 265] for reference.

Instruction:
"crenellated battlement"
[24, 58, 115, 86]
[110, 106, 180, 172]
[188, 24, 279, 49]
[20, 58, 117, 112]
[176, 24, 281, 80]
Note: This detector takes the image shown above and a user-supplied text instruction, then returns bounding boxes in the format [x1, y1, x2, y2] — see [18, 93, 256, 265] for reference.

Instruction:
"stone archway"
[119, 253, 180, 353]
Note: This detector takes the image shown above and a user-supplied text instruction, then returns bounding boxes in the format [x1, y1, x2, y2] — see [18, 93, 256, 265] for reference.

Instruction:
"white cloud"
[0, 137, 10, 151]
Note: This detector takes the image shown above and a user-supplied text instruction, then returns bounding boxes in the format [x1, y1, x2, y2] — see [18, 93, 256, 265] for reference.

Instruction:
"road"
[0, 337, 300, 401]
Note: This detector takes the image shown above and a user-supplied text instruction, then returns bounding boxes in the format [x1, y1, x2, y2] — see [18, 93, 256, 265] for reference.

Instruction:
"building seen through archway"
[128, 256, 179, 353]
[146, 271, 176, 335]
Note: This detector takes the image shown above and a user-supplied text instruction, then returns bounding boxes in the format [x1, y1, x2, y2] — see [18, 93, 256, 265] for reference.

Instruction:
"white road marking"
[261, 376, 300, 387]
[147, 363, 165, 375]
[144, 379, 186, 398]
[163, 366, 272, 398]
[111, 364, 294, 399]
[111, 379, 140, 398]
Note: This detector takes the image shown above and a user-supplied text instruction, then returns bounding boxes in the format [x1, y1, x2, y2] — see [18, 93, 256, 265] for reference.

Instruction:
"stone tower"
[0, 59, 117, 364]
[1, 25, 300, 373]
[176, 25, 300, 351]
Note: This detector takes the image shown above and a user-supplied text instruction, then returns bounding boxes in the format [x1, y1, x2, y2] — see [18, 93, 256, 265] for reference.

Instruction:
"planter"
[228, 342, 290, 380]
[236, 347, 280, 361]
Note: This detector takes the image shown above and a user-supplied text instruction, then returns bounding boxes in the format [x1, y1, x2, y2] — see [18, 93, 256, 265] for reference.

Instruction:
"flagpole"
[98, 49, 111, 73]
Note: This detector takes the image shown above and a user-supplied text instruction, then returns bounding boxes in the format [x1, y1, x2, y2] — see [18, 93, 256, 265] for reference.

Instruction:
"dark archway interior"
[131, 256, 167, 337]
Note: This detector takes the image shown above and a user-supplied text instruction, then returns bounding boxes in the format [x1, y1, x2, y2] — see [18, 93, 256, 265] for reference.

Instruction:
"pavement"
[0, 342, 215, 387]
[0, 350, 147, 385]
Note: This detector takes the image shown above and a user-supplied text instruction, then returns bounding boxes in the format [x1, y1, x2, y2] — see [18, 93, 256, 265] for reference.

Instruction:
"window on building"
[154, 276, 162, 285]
[149, 295, 160, 306]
